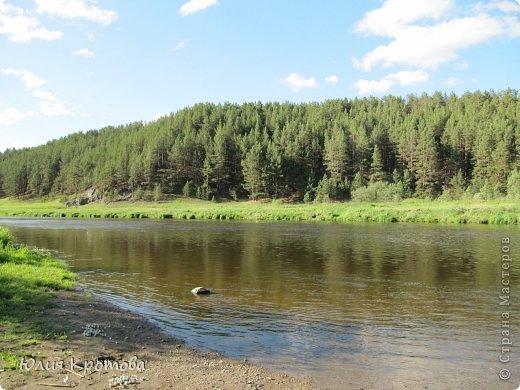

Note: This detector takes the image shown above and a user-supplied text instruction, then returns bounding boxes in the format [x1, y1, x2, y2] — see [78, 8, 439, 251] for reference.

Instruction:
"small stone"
[191, 286, 211, 295]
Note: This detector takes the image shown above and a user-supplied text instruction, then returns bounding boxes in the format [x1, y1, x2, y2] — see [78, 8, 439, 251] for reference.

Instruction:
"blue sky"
[1, 0, 519, 151]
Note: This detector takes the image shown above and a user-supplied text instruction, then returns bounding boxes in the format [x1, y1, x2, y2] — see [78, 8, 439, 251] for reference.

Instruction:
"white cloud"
[504, 14, 520, 35]
[179, 0, 218, 16]
[354, 0, 454, 37]
[281, 73, 319, 92]
[352, 0, 520, 94]
[1, 67, 71, 117]
[0, 0, 62, 42]
[32, 88, 60, 103]
[353, 13, 505, 71]
[1, 68, 46, 90]
[0, 107, 34, 125]
[353, 0, 520, 71]
[72, 48, 95, 58]
[454, 60, 469, 70]
[39, 101, 69, 116]
[325, 75, 339, 84]
[170, 40, 187, 53]
[393, 70, 430, 85]
[354, 78, 394, 95]
[477, 0, 520, 14]
[35, 0, 117, 25]
[354, 70, 429, 95]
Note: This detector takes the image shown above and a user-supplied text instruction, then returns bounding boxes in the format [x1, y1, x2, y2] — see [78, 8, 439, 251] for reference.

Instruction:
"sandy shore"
[0, 289, 511, 390]
[0, 288, 316, 390]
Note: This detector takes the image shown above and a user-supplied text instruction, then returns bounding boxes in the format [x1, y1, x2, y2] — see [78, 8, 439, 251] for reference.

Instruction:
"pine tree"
[212, 124, 231, 194]
[391, 169, 401, 184]
[507, 170, 520, 199]
[415, 133, 440, 197]
[153, 184, 162, 202]
[324, 126, 347, 181]
[241, 143, 266, 200]
[402, 168, 414, 197]
[491, 139, 511, 194]
[444, 169, 465, 199]
[182, 181, 193, 198]
[201, 153, 214, 200]
[351, 171, 365, 191]
[266, 141, 283, 198]
[369, 146, 385, 183]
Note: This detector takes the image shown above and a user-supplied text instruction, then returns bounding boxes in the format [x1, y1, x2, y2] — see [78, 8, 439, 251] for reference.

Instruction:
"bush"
[0, 227, 12, 248]
[303, 191, 313, 203]
[352, 182, 403, 202]
[350, 172, 365, 192]
[441, 170, 466, 200]
[196, 185, 211, 200]
[314, 176, 349, 202]
[182, 181, 194, 198]
[229, 188, 239, 201]
[471, 180, 500, 200]
[132, 186, 144, 201]
[153, 184, 162, 202]
[507, 170, 520, 199]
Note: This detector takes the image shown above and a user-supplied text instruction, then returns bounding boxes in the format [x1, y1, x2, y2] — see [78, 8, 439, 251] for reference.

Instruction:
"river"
[1, 218, 518, 389]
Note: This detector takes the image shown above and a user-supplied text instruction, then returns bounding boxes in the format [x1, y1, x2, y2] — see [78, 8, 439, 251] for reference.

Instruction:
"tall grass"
[0, 227, 76, 369]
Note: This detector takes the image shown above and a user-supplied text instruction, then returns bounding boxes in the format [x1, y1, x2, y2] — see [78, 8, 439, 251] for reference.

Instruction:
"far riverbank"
[0, 198, 518, 225]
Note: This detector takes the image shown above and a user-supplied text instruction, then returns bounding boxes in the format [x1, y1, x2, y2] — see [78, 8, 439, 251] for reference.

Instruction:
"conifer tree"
[241, 143, 266, 200]
[324, 126, 347, 181]
[369, 146, 385, 183]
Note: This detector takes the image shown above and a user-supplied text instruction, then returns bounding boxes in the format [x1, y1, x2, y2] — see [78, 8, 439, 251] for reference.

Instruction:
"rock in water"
[191, 287, 211, 295]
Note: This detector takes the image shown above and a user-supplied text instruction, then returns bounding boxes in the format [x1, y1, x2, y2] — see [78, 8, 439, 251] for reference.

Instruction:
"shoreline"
[0, 287, 316, 390]
[0, 197, 519, 225]
[0, 228, 315, 389]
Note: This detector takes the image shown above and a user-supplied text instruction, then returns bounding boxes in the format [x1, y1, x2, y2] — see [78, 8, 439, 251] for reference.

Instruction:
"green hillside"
[1, 90, 519, 203]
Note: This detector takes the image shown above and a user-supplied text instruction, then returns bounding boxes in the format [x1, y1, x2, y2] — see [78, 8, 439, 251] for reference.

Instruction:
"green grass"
[0, 197, 518, 225]
[0, 227, 76, 370]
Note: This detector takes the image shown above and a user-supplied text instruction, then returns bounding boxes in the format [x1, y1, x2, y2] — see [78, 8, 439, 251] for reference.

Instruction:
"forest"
[0, 90, 519, 203]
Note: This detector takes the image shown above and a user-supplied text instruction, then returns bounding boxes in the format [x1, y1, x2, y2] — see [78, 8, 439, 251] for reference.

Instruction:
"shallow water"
[2, 218, 519, 388]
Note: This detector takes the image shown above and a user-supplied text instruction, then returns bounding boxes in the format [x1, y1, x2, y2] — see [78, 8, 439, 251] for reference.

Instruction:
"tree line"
[1, 90, 519, 202]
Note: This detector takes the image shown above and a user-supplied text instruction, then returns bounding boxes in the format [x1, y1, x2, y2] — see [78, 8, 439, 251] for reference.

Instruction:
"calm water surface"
[1, 218, 519, 388]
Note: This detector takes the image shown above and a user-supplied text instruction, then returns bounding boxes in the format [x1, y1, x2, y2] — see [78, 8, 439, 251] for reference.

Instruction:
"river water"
[1, 218, 518, 389]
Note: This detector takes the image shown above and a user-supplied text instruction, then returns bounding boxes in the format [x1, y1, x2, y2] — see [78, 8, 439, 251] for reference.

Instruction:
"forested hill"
[1, 90, 519, 202]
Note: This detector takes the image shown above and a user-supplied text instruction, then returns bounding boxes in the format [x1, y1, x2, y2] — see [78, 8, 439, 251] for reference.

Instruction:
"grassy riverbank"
[0, 228, 76, 370]
[0, 197, 519, 224]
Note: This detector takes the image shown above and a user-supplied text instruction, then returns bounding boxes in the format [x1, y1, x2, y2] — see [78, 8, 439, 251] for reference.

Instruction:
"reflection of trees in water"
[8, 221, 517, 320]
[6, 219, 517, 388]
